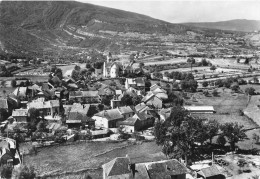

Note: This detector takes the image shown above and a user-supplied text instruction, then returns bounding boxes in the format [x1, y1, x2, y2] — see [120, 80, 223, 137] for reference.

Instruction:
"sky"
[77, 0, 260, 23]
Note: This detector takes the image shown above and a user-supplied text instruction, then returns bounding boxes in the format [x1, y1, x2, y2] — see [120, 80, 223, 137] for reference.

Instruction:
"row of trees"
[154, 106, 247, 164]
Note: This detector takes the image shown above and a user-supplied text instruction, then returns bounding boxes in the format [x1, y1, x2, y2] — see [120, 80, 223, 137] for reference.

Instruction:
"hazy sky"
[77, 0, 260, 23]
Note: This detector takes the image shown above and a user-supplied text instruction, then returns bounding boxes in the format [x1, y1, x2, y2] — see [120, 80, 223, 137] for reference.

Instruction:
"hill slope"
[0, 1, 189, 56]
[183, 19, 260, 32]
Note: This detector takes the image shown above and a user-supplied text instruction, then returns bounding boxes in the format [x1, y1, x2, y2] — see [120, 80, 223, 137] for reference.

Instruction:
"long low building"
[184, 106, 215, 113]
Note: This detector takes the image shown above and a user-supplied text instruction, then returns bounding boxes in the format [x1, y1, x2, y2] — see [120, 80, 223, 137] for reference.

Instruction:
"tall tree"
[221, 122, 247, 151]
[154, 106, 209, 164]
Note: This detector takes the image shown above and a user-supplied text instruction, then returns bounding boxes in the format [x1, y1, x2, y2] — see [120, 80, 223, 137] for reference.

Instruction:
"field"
[23, 141, 162, 178]
[189, 89, 258, 129]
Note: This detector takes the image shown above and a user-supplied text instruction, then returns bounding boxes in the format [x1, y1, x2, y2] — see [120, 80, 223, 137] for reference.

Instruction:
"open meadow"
[23, 141, 162, 178]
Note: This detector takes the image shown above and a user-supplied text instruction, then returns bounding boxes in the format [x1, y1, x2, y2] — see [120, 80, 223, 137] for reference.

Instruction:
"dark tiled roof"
[120, 117, 139, 126]
[118, 106, 134, 114]
[103, 157, 131, 177]
[147, 159, 188, 179]
[81, 91, 99, 97]
[199, 165, 222, 178]
[95, 109, 124, 121]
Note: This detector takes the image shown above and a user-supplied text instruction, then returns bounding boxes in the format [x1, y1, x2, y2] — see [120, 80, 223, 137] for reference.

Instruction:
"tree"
[237, 58, 240, 63]
[154, 106, 208, 163]
[253, 76, 259, 83]
[132, 95, 141, 106]
[55, 68, 63, 80]
[231, 83, 240, 92]
[245, 87, 255, 96]
[201, 59, 209, 66]
[0, 108, 8, 122]
[217, 134, 226, 147]
[187, 57, 196, 72]
[202, 74, 205, 79]
[244, 58, 249, 64]
[139, 62, 144, 68]
[212, 89, 218, 96]
[28, 108, 40, 131]
[221, 122, 247, 151]
[11, 79, 17, 87]
[121, 94, 133, 106]
[206, 120, 219, 144]
[202, 81, 208, 88]
[210, 65, 216, 72]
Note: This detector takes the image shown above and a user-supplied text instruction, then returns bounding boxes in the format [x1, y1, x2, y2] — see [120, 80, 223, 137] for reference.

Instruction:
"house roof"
[184, 106, 215, 112]
[95, 109, 124, 121]
[13, 87, 27, 97]
[27, 99, 59, 109]
[116, 90, 123, 95]
[98, 87, 115, 96]
[82, 91, 99, 97]
[0, 99, 8, 109]
[102, 157, 131, 177]
[135, 163, 150, 179]
[145, 159, 188, 178]
[126, 78, 137, 85]
[136, 78, 145, 87]
[146, 96, 162, 109]
[118, 106, 134, 114]
[12, 109, 28, 117]
[150, 84, 160, 91]
[135, 103, 147, 112]
[69, 91, 82, 97]
[29, 84, 42, 91]
[142, 92, 155, 103]
[70, 103, 90, 115]
[120, 117, 139, 126]
[198, 165, 222, 178]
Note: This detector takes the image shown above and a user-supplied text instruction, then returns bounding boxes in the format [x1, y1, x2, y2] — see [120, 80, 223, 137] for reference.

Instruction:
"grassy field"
[23, 141, 162, 178]
[243, 95, 260, 126]
[189, 89, 258, 129]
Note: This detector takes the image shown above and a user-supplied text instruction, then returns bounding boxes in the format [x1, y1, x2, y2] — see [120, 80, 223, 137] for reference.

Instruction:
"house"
[102, 157, 188, 179]
[0, 148, 14, 166]
[102, 157, 132, 179]
[135, 103, 152, 114]
[184, 106, 215, 113]
[142, 93, 163, 109]
[111, 99, 121, 109]
[152, 88, 168, 100]
[69, 91, 101, 103]
[125, 78, 145, 90]
[125, 78, 137, 89]
[92, 109, 124, 129]
[12, 109, 28, 123]
[66, 103, 94, 128]
[103, 62, 120, 78]
[0, 99, 8, 111]
[118, 106, 134, 119]
[120, 113, 154, 133]
[159, 108, 171, 121]
[150, 84, 161, 92]
[197, 165, 226, 179]
[13, 87, 28, 97]
[99, 86, 116, 97]
[27, 98, 60, 118]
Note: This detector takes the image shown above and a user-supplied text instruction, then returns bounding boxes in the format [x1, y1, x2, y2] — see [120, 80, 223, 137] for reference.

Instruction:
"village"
[1, 49, 260, 179]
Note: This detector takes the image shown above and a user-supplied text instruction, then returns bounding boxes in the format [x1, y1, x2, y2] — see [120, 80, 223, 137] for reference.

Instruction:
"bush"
[217, 135, 226, 146]
[238, 109, 244, 116]
[16, 165, 36, 179]
[0, 165, 13, 179]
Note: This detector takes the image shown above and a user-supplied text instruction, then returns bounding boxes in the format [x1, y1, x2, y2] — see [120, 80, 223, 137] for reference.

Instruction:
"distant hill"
[0, 1, 190, 56]
[182, 19, 260, 32]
